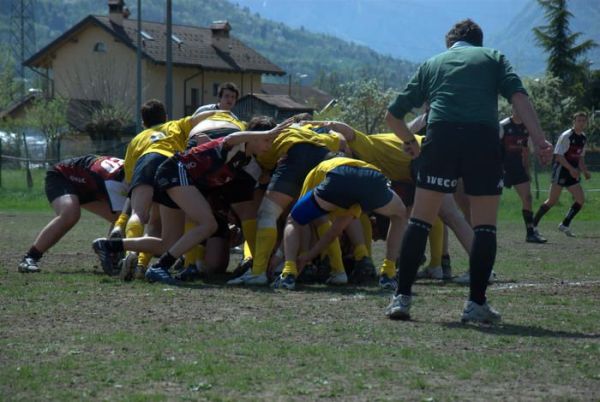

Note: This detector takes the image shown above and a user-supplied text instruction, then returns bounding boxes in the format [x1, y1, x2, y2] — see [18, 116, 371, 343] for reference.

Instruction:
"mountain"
[234, 0, 600, 76]
[0, 0, 417, 90]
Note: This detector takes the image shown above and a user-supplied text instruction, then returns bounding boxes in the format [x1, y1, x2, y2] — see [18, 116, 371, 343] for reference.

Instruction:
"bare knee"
[60, 208, 81, 228]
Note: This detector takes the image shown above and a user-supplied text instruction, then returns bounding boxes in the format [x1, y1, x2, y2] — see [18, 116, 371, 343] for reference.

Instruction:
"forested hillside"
[0, 0, 417, 90]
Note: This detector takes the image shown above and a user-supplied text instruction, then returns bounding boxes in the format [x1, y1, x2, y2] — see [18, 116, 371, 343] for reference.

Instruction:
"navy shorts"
[417, 122, 503, 196]
[503, 153, 529, 188]
[315, 165, 393, 212]
[268, 143, 329, 197]
[130, 152, 169, 194]
[551, 161, 580, 187]
[44, 170, 95, 204]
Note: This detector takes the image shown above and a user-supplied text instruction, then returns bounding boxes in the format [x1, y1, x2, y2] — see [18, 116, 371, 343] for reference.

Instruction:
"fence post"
[22, 132, 33, 189]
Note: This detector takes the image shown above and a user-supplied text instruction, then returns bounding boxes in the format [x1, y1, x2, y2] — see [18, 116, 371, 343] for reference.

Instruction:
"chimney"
[108, 0, 126, 26]
[210, 20, 232, 51]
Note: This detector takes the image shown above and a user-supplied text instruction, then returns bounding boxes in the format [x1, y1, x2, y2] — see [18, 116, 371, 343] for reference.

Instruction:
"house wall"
[37, 23, 267, 121]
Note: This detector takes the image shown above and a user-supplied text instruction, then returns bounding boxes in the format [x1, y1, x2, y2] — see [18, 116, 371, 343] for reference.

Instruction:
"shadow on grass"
[443, 321, 600, 339]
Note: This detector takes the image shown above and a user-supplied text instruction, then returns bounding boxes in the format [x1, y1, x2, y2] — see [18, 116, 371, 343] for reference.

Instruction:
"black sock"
[522, 209, 534, 235]
[562, 202, 582, 227]
[107, 238, 124, 252]
[533, 204, 550, 227]
[26, 246, 43, 260]
[395, 218, 431, 296]
[442, 254, 451, 269]
[155, 252, 176, 269]
[469, 225, 497, 305]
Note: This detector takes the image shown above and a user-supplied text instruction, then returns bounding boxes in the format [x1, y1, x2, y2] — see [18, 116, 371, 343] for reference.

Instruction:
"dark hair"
[572, 111, 588, 120]
[445, 19, 483, 48]
[141, 99, 167, 127]
[290, 112, 313, 123]
[247, 116, 276, 131]
[218, 82, 240, 99]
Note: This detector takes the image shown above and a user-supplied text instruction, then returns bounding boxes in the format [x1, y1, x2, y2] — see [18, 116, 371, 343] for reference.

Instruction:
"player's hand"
[268, 119, 293, 137]
[569, 168, 579, 179]
[403, 140, 421, 159]
[584, 171, 592, 180]
[533, 140, 553, 166]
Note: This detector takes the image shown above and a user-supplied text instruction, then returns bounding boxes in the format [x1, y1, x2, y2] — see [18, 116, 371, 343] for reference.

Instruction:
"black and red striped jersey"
[174, 137, 250, 189]
[554, 129, 587, 167]
[499, 117, 529, 155]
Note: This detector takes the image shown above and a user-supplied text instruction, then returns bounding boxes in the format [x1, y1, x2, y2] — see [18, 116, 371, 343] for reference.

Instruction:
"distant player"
[18, 155, 128, 274]
[533, 111, 591, 237]
[193, 82, 240, 119]
[500, 106, 547, 243]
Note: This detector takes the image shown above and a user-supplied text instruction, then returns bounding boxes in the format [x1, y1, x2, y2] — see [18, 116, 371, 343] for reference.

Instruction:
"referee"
[384, 19, 553, 323]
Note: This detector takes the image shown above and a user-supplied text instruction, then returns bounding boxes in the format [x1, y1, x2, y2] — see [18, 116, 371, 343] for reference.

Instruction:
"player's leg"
[559, 183, 585, 236]
[20, 194, 81, 273]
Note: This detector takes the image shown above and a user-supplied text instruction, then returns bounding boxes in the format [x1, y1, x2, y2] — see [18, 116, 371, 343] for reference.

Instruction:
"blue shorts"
[315, 165, 393, 212]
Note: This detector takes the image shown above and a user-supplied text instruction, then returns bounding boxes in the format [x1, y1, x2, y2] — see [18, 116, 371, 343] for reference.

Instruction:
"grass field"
[1, 169, 600, 400]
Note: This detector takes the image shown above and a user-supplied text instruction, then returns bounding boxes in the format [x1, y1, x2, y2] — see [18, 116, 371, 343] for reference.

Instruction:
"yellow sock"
[241, 219, 257, 258]
[243, 242, 252, 260]
[359, 213, 373, 256]
[184, 245, 202, 267]
[253, 227, 277, 274]
[316, 221, 345, 274]
[429, 218, 443, 268]
[282, 260, 298, 277]
[138, 252, 152, 268]
[353, 244, 369, 261]
[380, 258, 396, 277]
[125, 219, 143, 239]
[114, 213, 130, 232]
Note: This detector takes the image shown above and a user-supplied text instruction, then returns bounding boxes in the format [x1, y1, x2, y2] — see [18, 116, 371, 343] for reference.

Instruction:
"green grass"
[1, 212, 600, 400]
[1, 169, 600, 400]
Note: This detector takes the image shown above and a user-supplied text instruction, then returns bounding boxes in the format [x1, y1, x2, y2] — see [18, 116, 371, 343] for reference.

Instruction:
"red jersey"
[174, 137, 250, 190]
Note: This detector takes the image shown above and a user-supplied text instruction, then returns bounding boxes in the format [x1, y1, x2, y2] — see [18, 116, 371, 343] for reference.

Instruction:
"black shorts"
[390, 180, 415, 206]
[417, 122, 503, 196]
[44, 170, 95, 204]
[130, 152, 169, 194]
[268, 143, 329, 197]
[503, 154, 529, 188]
[315, 165, 393, 212]
[551, 162, 580, 187]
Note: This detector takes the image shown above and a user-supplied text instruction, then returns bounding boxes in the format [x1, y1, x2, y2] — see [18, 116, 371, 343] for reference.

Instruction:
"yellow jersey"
[203, 111, 247, 130]
[300, 157, 381, 218]
[124, 117, 193, 183]
[347, 131, 423, 183]
[256, 125, 341, 170]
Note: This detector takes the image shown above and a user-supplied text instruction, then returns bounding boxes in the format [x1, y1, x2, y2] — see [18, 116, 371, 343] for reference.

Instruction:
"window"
[212, 83, 220, 97]
[140, 30, 154, 41]
[93, 42, 107, 52]
[171, 34, 183, 45]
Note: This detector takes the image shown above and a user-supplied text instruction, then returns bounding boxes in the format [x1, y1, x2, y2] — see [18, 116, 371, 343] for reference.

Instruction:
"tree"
[26, 96, 69, 162]
[533, 0, 597, 88]
[335, 78, 396, 134]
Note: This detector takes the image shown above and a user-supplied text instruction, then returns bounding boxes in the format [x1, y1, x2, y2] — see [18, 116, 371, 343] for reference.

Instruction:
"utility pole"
[10, 0, 37, 96]
[165, 0, 173, 117]
[136, 0, 142, 132]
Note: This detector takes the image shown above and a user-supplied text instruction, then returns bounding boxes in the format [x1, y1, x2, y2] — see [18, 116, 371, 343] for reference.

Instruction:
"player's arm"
[385, 111, 420, 158]
[555, 154, 579, 179]
[223, 119, 293, 147]
[299, 215, 355, 263]
[308, 121, 357, 142]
